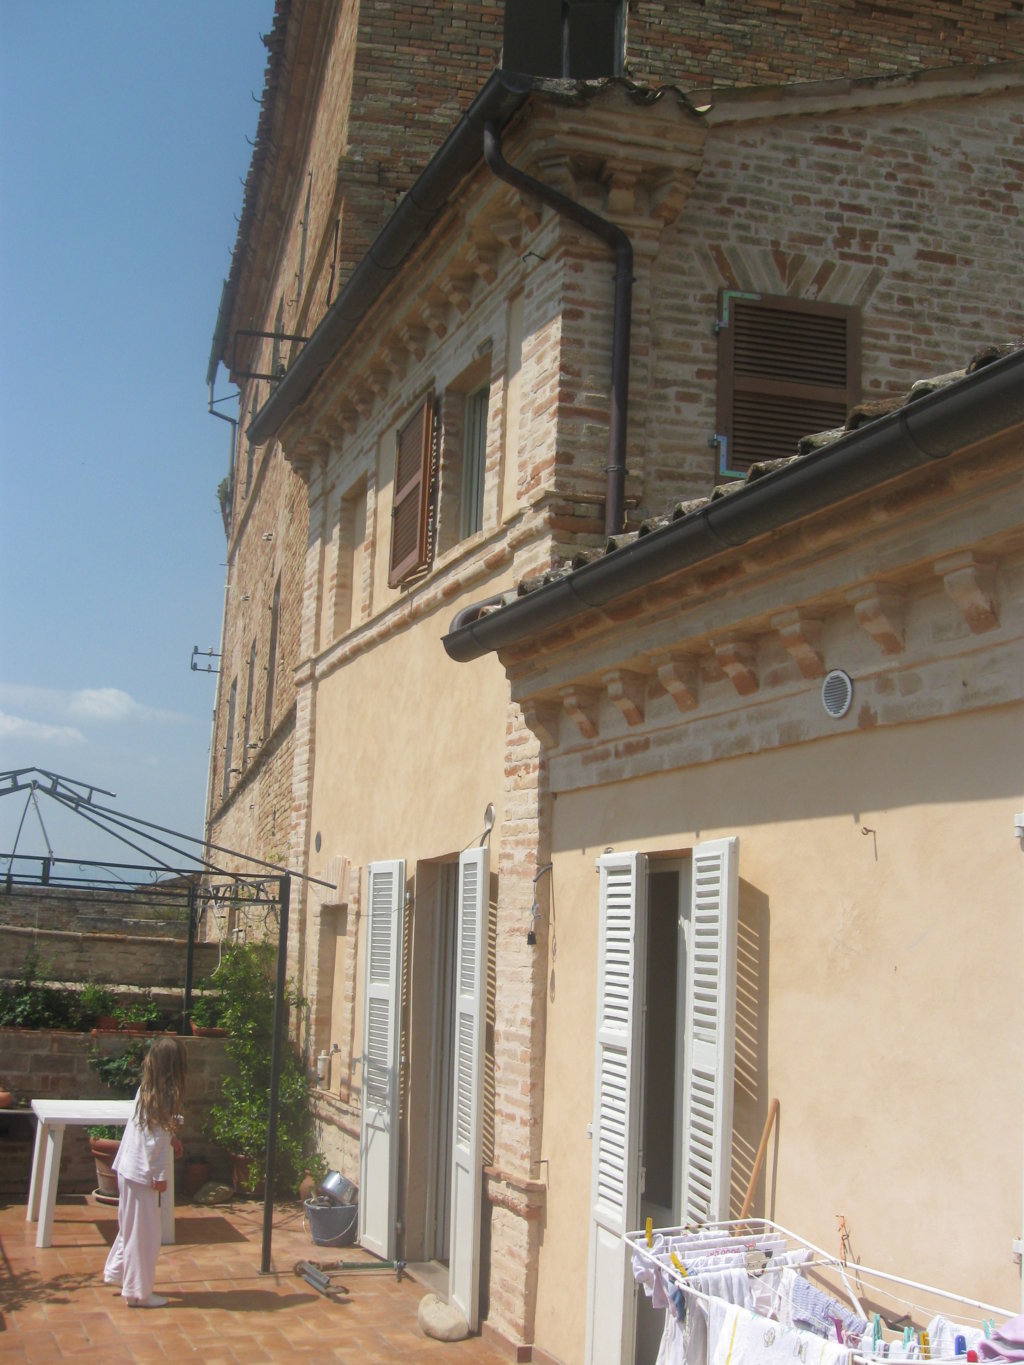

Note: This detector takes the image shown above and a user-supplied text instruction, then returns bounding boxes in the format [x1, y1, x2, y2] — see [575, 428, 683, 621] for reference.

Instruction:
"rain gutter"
[247, 70, 534, 446]
[442, 346, 1024, 662]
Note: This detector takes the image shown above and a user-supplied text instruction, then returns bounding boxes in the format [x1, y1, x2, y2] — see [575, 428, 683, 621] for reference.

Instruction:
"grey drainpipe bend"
[442, 346, 1024, 662]
[483, 121, 633, 538]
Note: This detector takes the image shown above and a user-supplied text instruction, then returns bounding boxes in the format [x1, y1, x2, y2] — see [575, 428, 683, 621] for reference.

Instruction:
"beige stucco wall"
[533, 707, 1023, 1362]
[305, 591, 510, 1050]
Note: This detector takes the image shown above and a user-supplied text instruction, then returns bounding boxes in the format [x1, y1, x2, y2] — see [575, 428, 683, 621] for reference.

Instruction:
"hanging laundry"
[975, 1312, 1024, 1361]
[708, 1298, 852, 1364]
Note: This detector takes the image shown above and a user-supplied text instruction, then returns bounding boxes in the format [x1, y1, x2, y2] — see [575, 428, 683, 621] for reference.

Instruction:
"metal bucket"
[319, 1170, 358, 1205]
[305, 1198, 358, 1246]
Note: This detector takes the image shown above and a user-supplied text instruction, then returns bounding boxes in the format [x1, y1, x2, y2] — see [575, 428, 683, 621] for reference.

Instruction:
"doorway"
[424, 861, 458, 1265]
[634, 861, 690, 1365]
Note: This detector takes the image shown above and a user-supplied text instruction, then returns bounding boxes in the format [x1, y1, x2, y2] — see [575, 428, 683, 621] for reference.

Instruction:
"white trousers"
[104, 1176, 161, 1302]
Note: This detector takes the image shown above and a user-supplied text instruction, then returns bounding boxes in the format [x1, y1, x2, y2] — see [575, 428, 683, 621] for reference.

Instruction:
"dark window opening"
[716, 292, 860, 477]
[502, 0, 624, 78]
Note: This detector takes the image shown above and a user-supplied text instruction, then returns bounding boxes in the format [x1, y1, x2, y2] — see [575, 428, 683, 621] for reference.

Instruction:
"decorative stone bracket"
[603, 668, 647, 726]
[935, 551, 998, 633]
[847, 583, 904, 655]
[560, 685, 600, 740]
[713, 637, 759, 696]
[771, 610, 825, 679]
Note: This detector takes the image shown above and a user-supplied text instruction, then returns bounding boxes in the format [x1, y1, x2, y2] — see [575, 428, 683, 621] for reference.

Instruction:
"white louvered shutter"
[681, 837, 739, 1224]
[585, 852, 647, 1365]
[448, 845, 488, 1329]
[359, 859, 405, 1259]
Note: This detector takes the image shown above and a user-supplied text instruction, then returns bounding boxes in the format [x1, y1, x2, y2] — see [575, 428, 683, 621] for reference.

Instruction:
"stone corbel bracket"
[560, 685, 600, 740]
[521, 699, 561, 749]
[603, 668, 647, 727]
[771, 610, 825, 679]
[935, 551, 998, 633]
[654, 654, 699, 713]
[713, 637, 759, 696]
[847, 583, 904, 655]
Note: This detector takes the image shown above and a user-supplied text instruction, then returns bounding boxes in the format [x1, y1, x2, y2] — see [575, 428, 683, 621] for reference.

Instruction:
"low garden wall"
[0, 1028, 232, 1195]
[0, 923, 220, 989]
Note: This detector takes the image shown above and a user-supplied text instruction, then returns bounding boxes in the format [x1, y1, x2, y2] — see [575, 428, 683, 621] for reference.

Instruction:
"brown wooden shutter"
[716, 292, 860, 477]
[389, 392, 435, 587]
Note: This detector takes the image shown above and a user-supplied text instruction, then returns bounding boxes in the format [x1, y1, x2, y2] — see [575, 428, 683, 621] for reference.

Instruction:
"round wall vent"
[821, 669, 853, 719]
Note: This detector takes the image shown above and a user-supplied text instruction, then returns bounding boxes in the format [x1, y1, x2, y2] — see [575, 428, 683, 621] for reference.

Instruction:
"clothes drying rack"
[626, 1218, 1017, 1363]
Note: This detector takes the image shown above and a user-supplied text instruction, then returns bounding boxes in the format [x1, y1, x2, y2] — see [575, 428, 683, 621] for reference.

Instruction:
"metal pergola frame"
[1, 767, 333, 1273]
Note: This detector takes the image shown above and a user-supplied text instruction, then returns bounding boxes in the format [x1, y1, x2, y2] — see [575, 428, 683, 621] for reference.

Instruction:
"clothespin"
[983, 1320, 993, 1339]
[873, 1314, 884, 1348]
[645, 1217, 653, 1248]
[670, 1251, 687, 1276]
[903, 1326, 913, 1348]
[920, 1327, 931, 1359]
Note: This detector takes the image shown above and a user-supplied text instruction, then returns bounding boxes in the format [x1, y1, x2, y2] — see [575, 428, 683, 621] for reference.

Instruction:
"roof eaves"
[246, 69, 535, 446]
[442, 345, 1024, 663]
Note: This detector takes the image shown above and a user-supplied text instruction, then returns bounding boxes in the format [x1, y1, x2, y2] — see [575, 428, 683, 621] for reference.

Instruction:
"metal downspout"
[483, 120, 633, 537]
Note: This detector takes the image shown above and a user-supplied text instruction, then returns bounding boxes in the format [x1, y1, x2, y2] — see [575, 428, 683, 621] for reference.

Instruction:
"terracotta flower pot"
[0, 1089, 11, 1109]
[89, 1137, 120, 1197]
[230, 1153, 265, 1198]
[183, 1158, 211, 1199]
[189, 1021, 228, 1037]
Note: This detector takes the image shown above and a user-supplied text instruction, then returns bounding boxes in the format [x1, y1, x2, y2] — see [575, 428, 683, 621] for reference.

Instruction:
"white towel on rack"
[708, 1299, 852, 1364]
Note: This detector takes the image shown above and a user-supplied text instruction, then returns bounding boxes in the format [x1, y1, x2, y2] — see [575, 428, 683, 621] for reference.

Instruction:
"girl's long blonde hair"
[136, 1036, 187, 1133]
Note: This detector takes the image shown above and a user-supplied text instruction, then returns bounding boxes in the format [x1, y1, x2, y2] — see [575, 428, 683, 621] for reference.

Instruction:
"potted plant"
[189, 990, 227, 1037]
[117, 992, 159, 1034]
[79, 980, 119, 1032]
[206, 941, 322, 1197]
[0, 950, 78, 1030]
[0, 1076, 11, 1109]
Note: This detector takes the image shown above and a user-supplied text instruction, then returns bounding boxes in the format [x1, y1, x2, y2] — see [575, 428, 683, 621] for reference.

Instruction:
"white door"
[585, 852, 647, 1365]
[448, 845, 488, 1329]
[359, 859, 405, 1259]
[681, 837, 739, 1224]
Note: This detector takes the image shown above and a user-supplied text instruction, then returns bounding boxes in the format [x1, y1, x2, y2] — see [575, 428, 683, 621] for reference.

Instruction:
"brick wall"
[625, 1, 1024, 89]
[0, 1029, 230, 1194]
[628, 82, 1024, 516]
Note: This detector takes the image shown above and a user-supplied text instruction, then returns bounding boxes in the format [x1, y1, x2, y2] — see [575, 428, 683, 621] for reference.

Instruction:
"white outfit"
[103, 1090, 172, 1303]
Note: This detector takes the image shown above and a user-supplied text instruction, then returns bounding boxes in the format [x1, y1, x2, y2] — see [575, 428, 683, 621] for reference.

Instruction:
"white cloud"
[0, 711, 85, 745]
[68, 687, 145, 722]
[0, 683, 190, 727]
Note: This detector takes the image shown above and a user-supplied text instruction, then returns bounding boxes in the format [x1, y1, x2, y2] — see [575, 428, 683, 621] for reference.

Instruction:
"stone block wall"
[0, 923, 219, 991]
[0, 1029, 230, 1194]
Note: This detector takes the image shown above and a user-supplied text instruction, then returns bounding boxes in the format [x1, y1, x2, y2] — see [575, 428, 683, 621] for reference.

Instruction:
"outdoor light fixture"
[479, 802, 495, 846]
[527, 862, 553, 946]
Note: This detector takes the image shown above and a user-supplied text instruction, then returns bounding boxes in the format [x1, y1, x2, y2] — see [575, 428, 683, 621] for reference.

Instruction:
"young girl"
[103, 1036, 187, 1307]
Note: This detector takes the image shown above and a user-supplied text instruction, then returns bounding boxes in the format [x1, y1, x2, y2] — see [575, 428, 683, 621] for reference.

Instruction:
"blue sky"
[0, 2, 271, 869]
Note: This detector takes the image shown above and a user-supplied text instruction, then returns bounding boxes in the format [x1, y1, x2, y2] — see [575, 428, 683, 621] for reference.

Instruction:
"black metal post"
[182, 882, 197, 1035]
[260, 873, 290, 1273]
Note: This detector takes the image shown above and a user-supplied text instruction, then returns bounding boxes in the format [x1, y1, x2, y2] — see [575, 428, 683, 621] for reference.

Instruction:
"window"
[263, 576, 280, 740]
[242, 638, 257, 767]
[334, 479, 367, 637]
[389, 393, 435, 588]
[715, 292, 860, 478]
[460, 386, 489, 540]
[503, 0, 624, 78]
[222, 679, 237, 801]
[245, 390, 259, 495]
[271, 298, 284, 380]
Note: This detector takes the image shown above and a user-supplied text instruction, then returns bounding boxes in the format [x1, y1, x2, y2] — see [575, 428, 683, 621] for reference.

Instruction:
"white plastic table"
[27, 1099, 175, 1249]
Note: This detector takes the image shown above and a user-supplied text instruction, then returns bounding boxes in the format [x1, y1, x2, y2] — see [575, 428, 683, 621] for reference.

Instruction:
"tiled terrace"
[0, 1195, 510, 1362]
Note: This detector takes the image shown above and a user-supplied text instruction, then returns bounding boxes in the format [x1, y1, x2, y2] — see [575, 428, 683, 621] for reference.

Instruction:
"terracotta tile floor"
[0, 1195, 510, 1362]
